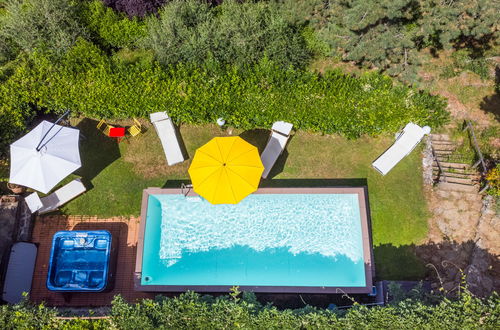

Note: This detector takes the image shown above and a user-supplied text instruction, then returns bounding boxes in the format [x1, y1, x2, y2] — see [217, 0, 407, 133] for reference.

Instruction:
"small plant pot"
[7, 183, 26, 194]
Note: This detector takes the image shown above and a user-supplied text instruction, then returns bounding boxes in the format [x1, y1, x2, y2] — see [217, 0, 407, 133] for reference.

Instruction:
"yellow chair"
[97, 119, 114, 136]
[127, 118, 142, 137]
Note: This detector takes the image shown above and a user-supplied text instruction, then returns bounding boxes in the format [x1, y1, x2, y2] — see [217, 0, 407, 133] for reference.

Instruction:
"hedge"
[0, 39, 448, 155]
[0, 290, 499, 329]
[81, 0, 146, 49]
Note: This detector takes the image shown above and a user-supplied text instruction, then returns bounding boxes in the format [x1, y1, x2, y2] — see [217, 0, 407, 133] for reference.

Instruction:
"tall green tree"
[142, 0, 310, 69]
[315, 0, 421, 81]
[417, 0, 500, 51]
[0, 0, 85, 58]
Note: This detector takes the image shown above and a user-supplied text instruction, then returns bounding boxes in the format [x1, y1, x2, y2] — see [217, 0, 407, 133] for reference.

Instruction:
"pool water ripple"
[158, 194, 363, 267]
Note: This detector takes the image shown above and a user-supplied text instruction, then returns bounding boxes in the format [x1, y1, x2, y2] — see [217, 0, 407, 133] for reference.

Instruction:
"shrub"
[141, 0, 311, 69]
[0, 299, 61, 328]
[0, 0, 85, 58]
[141, 0, 214, 67]
[440, 49, 491, 80]
[0, 290, 498, 328]
[82, 0, 146, 49]
[485, 164, 500, 197]
[0, 39, 448, 155]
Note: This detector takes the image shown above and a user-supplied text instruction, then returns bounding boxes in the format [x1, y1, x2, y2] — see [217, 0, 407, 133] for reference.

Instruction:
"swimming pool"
[135, 187, 373, 293]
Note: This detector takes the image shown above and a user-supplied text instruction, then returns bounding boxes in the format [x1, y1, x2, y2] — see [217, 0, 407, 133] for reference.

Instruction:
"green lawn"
[62, 117, 429, 280]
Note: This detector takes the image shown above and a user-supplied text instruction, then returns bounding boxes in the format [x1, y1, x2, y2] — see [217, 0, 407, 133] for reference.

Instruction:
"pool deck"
[136, 187, 375, 294]
[29, 215, 155, 306]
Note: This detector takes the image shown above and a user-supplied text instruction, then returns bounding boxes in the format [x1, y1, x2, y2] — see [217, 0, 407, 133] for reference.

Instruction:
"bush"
[82, 0, 146, 49]
[486, 164, 500, 197]
[0, 39, 448, 154]
[142, 0, 311, 70]
[0, 0, 85, 58]
[0, 299, 61, 328]
[3, 290, 499, 329]
[440, 50, 491, 80]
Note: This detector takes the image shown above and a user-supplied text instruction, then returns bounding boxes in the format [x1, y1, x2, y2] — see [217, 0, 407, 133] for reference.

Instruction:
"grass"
[61, 118, 429, 279]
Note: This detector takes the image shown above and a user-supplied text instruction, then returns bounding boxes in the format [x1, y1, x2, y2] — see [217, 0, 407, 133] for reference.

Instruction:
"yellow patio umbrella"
[188, 136, 264, 204]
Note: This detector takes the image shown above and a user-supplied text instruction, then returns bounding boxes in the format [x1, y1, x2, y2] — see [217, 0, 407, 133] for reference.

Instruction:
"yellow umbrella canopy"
[188, 136, 264, 204]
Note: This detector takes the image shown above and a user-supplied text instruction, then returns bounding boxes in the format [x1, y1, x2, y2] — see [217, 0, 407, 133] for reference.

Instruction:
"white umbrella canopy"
[9, 120, 81, 194]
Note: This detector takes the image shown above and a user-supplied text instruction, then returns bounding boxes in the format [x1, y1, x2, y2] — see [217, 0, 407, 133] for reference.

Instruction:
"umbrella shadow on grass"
[238, 129, 293, 179]
[73, 118, 121, 189]
[238, 129, 269, 153]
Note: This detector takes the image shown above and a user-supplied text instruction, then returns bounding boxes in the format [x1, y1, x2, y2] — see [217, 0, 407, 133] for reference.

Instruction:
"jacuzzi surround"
[47, 230, 112, 292]
[135, 187, 375, 294]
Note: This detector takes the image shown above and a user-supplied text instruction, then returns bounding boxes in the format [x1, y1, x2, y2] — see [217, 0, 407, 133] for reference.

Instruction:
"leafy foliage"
[141, 0, 311, 69]
[81, 0, 146, 49]
[318, 0, 420, 81]
[0, 0, 85, 58]
[486, 164, 500, 197]
[0, 39, 448, 154]
[440, 49, 491, 80]
[417, 0, 500, 50]
[0, 299, 61, 328]
[278, 0, 499, 82]
[2, 290, 499, 329]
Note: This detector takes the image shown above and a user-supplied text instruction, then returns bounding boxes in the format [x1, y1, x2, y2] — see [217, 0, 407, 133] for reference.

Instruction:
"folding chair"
[97, 119, 114, 136]
[127, 118, 142, 137]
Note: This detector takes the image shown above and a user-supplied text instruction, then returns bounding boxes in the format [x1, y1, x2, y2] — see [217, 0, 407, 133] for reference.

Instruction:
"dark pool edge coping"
[135, 187, 374, 294]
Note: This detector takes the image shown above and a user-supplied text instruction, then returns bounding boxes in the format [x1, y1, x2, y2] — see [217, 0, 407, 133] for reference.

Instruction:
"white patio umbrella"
[9, 120, 81, 194]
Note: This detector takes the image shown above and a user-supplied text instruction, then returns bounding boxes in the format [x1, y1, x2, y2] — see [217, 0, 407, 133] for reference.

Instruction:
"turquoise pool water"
[142, 193, 366, 287]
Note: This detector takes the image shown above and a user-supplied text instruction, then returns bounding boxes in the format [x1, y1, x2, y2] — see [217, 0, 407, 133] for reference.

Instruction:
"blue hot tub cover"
[47, 230, 112, 292]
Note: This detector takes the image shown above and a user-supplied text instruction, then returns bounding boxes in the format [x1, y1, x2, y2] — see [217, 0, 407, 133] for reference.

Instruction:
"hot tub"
[47, 230, 113, 292]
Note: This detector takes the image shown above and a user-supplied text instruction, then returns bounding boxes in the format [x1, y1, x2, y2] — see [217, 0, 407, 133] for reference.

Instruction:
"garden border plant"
[0, 39, 449, 156]
[0, 288, 498, 329]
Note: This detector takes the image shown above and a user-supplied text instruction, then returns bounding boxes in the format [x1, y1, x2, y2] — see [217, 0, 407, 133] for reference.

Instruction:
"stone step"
[433, 167, 477, 175]
[432, 144, 456, 151]
[436, 156, 474, 164]
[434, 150, 454, 155]
[430, 134, 452, 141]
[432, 169, 480, 179]
[433, 176, 476, 185]
[432, 142, 455, 147]
[433, 161, 471, 169]
[437, 182, 478, 193]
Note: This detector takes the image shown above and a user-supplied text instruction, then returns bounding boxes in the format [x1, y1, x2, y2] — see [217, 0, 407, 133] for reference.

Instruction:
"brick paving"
[30, 215, 155, 307]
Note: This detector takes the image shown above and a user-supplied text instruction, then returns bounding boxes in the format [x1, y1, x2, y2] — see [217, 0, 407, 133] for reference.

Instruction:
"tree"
[141, 0, 310, 69]
[315, 0, 421, 81]
[417, 0, 500, 52]
[141, 0, 215, 67]
[0, 0, 85, 58]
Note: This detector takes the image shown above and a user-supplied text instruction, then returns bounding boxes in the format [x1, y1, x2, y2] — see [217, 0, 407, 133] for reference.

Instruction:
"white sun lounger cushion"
[37, 179, 86, 214]
[25, 192, 44, 214]
[261, 121, 293, 179]
[150, 112, 185, 166]
[372, 123, 431, 175]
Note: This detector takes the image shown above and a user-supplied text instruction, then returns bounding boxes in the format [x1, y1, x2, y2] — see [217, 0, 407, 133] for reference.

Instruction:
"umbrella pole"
[35, 110, 71, 152]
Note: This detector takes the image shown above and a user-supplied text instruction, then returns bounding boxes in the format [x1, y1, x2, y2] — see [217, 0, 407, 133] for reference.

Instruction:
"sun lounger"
[2, 242, 37, 304]
[372, 123, 431, 175]
[25, 179, 87, 214]
[149, 112, 185, 166]
[261, 121, 293, 179]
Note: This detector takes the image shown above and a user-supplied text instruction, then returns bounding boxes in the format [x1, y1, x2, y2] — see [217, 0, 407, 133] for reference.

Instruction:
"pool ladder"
[180, 183, 193, 197]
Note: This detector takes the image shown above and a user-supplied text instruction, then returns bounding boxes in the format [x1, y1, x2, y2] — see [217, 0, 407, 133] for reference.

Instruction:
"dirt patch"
[421, 176, 499, 296]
